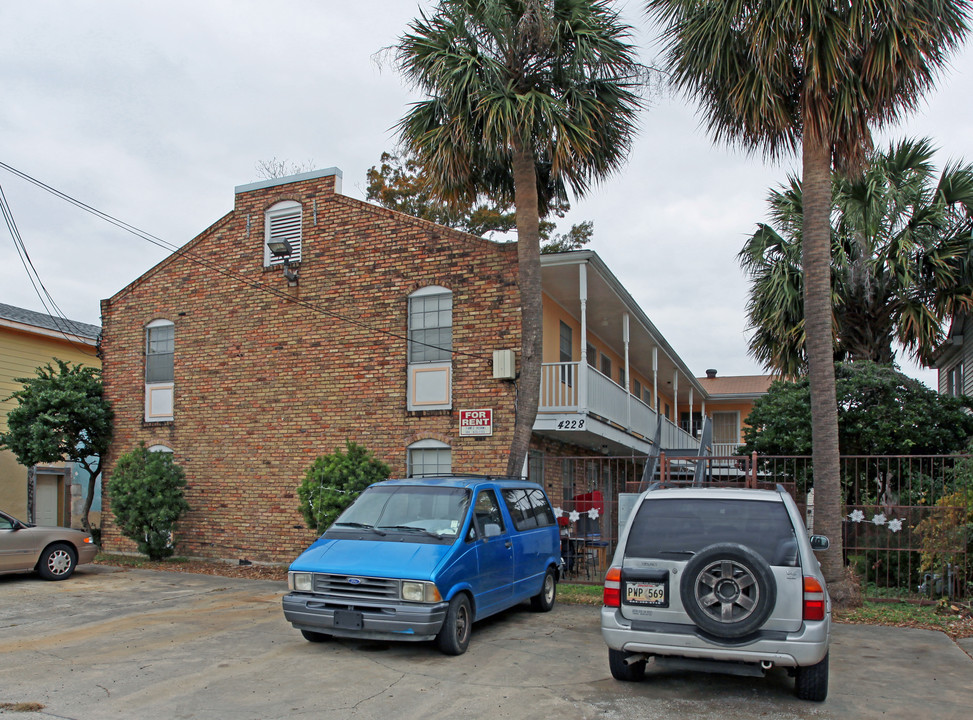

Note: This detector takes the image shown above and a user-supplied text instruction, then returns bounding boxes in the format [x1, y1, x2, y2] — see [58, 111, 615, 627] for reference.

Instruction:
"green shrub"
[297, 441, 391, 532]
[109, 445, 189, 560]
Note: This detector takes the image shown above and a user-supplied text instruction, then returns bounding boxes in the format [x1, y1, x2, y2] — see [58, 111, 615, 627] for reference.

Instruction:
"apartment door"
[35, 474, 64, 527]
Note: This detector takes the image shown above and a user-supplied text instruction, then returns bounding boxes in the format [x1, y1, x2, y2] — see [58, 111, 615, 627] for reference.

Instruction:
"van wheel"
[795, 653, 829, 701]
[609, 649, 646, 681]
[530, 568, 557, 612]
[436, 594, 472, 655]
[300, 629, 331, 643]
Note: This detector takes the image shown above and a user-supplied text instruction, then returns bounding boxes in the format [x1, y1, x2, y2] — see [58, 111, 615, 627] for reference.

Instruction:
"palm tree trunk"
[802, 136, 844, 584]
[505, 138, 543, 477]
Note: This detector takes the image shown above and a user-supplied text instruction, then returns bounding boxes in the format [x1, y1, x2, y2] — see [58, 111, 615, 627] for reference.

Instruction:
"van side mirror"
[809, 535, 830, 551]
[483, 523, 501, 538]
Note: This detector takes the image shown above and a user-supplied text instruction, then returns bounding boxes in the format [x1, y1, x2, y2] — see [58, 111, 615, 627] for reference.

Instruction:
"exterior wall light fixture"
[267, 239, 299, 284]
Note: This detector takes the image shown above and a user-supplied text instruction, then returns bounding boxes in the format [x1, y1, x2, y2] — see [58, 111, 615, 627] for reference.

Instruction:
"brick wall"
[100, 172, 528, 562]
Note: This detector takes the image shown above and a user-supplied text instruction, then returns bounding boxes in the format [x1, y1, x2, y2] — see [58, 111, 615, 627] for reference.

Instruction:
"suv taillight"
[803, 576, 826, 621]
[604, 566, 621, 607]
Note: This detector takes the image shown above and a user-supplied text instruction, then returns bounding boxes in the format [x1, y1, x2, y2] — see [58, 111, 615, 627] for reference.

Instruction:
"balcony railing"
[539, 362, 699, 450]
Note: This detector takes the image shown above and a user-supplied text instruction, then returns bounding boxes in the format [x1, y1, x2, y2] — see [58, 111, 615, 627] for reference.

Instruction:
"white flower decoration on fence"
[847, 509, 904, 533]
[568, 510, 581, 522]
[553, 507, 564, 518]
[587, 508, 600, 520]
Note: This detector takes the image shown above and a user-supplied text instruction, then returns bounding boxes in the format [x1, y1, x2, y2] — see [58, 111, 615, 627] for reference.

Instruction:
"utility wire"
[0, 161, 491, 361]
[0, 180, 98, 357]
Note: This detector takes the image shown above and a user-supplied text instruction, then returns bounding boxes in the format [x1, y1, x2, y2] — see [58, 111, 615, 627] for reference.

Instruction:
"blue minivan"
[282, 476, 562, 654]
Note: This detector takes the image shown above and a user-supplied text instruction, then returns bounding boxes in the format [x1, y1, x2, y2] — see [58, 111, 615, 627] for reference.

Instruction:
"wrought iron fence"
[543, 453, 972, 600]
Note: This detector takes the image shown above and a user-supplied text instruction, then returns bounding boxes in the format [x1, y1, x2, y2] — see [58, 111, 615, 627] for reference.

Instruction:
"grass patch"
[558, 583, 603, 605]
[0, 703, 46, 712]
[835, 599, 973, 639]
[95, 553, 189, 568]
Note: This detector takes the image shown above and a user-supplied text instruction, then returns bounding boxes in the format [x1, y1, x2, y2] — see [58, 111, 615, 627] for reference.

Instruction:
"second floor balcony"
[535, 361, 700, 453]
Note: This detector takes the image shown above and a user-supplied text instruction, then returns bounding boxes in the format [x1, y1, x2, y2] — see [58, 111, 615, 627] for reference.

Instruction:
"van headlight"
[289, 572, 313, 592]
[401, 581, 442, 603]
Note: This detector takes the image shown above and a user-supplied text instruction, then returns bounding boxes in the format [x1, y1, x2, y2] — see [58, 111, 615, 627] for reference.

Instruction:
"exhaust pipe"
[625, 653, 649, 666]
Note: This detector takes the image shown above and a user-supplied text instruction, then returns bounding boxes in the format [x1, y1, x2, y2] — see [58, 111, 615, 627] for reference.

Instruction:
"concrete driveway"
[1, 565, 971, 720]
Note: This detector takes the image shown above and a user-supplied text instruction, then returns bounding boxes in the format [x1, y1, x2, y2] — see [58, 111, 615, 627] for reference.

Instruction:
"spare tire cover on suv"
[679, 542, 777, 638]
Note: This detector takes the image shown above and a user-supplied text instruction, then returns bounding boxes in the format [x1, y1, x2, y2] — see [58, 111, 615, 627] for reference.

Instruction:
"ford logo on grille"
[347, 578, 362, 585]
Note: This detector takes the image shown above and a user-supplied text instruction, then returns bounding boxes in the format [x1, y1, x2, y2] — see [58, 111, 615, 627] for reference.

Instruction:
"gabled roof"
[697, 374, 773, 398]
[0, 302, 100, 343]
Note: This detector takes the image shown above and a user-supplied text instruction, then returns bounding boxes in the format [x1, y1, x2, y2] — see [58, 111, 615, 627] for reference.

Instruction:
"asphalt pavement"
[1, 565, 970, 720]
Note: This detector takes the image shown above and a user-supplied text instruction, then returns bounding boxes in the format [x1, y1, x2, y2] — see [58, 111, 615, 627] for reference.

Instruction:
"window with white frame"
[947, 362, 965, 397]
[407, 439, 452, 477]
[407, 286, 453, 410]
[559, 321, 573, 386]
[264, 200, 302, 266]
[601, 354, 612, 377]
[145, 319, 174, 422]
[712, 411, 740, 444]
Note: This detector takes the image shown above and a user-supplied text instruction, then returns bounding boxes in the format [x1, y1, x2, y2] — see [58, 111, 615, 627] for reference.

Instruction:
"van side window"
[473, 490, 506, 537]
[502, 489, 538, 531]
[526, 489, 556, 527]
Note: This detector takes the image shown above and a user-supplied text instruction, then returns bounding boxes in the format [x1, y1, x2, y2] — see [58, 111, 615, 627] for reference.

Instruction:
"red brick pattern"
[100, 173, 531, 562]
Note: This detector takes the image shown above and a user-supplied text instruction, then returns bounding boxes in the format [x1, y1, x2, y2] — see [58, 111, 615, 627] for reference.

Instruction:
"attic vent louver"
[264, 201, 302, 266]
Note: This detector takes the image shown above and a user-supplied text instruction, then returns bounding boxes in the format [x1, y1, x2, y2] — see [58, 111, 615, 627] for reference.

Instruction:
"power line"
[0, 180, 98, 357]
[0, 161, 491, 362]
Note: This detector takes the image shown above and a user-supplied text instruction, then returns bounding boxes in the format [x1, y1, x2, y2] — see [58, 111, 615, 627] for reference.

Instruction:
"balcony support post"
[623, 313, 631, 430]
[578, 263, 588, 414]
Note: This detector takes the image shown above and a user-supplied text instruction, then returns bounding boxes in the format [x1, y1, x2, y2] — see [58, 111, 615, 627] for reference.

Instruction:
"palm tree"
[741, 138, 973, 376]
[395, 0, 643, 475]
[646, 0, 970, 585]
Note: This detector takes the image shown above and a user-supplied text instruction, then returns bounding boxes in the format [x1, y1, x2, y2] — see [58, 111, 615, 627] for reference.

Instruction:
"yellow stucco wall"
[0, 325, 100, 518]
[541, 294, 675, 415]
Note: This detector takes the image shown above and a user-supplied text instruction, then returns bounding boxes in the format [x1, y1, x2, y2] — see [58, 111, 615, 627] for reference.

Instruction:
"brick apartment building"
[100, 168, 754, 563]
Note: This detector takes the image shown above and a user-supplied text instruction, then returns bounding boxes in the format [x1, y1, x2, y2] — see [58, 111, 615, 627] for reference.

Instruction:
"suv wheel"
[795, 652, 829, 701]
[608, 648, 646, 682]
[679, 543, 776, 638]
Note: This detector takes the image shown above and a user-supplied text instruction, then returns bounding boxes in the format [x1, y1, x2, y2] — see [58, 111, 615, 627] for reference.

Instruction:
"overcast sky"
[3, 1, 972, 387]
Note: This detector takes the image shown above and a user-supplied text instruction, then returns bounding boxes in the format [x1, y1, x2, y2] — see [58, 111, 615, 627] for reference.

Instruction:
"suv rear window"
[624, 498, 799, 567]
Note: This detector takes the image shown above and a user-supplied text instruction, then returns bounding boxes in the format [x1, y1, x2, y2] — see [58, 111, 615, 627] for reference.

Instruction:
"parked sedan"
[0, 509, 98, 580]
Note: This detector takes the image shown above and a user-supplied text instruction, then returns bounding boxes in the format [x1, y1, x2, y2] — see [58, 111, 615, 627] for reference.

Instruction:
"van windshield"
[329, 485, 471, 540]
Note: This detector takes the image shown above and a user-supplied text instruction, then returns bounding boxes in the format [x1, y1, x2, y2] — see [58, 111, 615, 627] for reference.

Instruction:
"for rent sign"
[459, 409, 493, 436]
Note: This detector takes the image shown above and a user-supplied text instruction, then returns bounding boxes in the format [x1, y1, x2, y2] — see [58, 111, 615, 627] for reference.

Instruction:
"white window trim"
[264, 200, 302, 267]
[407, 286, 453, 410]
[145, 319, 175, 422]
[407, 439, 452, 478]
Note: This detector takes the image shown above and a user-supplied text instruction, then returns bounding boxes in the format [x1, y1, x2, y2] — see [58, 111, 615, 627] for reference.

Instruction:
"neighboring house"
[695, 370, 773, 454]
[932, 312, 971, 398]
[99, 168, 716, 563]
[0, 302, 101, 527]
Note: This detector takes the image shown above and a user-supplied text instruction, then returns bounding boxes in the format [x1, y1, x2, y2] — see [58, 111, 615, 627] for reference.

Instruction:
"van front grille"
[311, 574, 399, 601]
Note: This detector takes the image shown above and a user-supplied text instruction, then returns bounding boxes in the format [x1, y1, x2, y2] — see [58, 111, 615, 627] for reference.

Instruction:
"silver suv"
[601, 486, 831, 701]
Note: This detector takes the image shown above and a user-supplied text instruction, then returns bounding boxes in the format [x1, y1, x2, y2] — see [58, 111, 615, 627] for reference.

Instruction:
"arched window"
[407, 439, 452, 478]
[407, 286, 452, 410]
[145, 319, 174, 422]
[264, 200, 302, 266]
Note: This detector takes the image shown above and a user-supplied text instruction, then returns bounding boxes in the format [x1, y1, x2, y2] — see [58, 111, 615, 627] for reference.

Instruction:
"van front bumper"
[282, 592, 449, 642]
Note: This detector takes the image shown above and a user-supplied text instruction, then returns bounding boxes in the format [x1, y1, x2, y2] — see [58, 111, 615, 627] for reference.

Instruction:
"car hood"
[288, 538, 452, 580]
